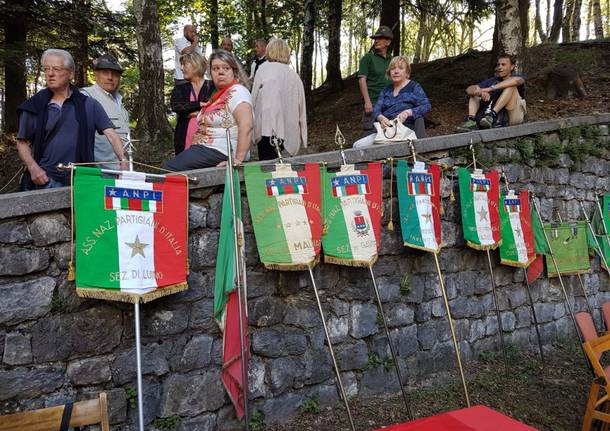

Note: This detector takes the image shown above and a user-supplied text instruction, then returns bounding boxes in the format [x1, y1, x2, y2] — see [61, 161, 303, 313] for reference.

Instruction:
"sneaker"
[479, 110, 498, 129]
[456, 116, 477, 132]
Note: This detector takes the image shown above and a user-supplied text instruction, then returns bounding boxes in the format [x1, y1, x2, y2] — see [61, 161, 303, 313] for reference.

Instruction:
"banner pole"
[307, 267, 356, 431]
[531, 197, 583, 344]
[596, 194, 610, 250]
[134, 302, 145, 431]
[224, 123, 250, 430]
[433, 253, 471, 407]
[521, 268, 546, 367]
[369, 265, 413, 419]
[485, 249, 509, 374]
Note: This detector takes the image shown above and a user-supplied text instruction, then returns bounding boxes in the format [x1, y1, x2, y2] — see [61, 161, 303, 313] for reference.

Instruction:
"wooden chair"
[576, 311, 600, 343]
[0, 392, 109, 431]
[601, 301, 610, 333]
[582, 334, 610, 431]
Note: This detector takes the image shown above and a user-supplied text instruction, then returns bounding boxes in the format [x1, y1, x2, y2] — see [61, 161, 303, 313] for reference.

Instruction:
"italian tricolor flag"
[321, 163, 382, 266]
[397, 161, 442, 253]
[74, 167, 188, 294]
[244, 163, 322, 270]
[458, 168, 501, 250]
[499, 190, 536, 267]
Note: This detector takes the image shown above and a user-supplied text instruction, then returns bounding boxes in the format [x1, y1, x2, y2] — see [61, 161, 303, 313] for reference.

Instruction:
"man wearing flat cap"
[82, 54, 130, 169]
[358, 25, 393, 135]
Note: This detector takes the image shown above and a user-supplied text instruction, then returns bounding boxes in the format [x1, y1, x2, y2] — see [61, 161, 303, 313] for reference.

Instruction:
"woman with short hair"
[353, 55, 431, 149]
[170, 52, 214, 155]
[163, 49, 253, 170]
[251, 38, 307, 160]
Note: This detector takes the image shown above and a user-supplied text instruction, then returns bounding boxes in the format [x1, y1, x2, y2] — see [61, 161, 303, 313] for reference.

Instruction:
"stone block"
[32, 305, 122, 362]
[386, 303, 414, 328]
[415, 302, 431, 323]
[189, 230, 220, 269]
[105, 388, 128, 424]
[247, 271, 277, 298]
[0, 220, 32, 244]
[379, 228, 404, 255]
[129, 380, 162, 425]
[469, 319, 486, 342]
[250, 296, 286, 327]
[216, 405, 241, 430]
[283, 302, 319, 328]
[177, 415, 217, 431]
[283, 327, 308, 355]
[360, 366, 399, 396]
[3, 332, 32, 365]
[111, 343, 170, 385]
[171, 334, 213, 372]
[302, 348, 332, 385]
[160, 370, 225, 416]
[303, 383, 340, 406]
[431, 298, 446, 318]
[404, 274, 425, 304]
[391, 324, 418, 357]
[260, 392, 304, 424]
[0, 366, 64, 401]
[533, 302, 555, 323]
[448, 296, 472, 319]
[515, 306, 531, 329]
[500, 311, 516, 332]
[190, 299, 219, 334]
[67, 357, 112, 385]
[249, 360, 267, 399]
[142, 305, 189, 336]
[189, 202, 208, 230]
[29, 214, 70, 246]
[52, 242, 71, 270]
[205, 193, 223, 228]
[337, 340, 368, 371]
[267, 356, 303, 394]
[252, 328, 285, 358]
[171, 271, 211, 302]
[377, 276, 401, 302]
[0, 246, 49, 276]
[0, 277, 54, 326]
[350, 303, 378, 339]
[328, 315, 349, 343]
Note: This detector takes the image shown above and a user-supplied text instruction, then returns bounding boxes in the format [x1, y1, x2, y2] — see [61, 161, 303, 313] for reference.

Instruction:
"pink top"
[184, 86, 199, 150]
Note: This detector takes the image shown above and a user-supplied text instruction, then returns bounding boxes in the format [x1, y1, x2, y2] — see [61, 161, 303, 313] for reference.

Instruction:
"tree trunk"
[259, 0, 268, 38]
[3, 1, 29, 132]
[413, 9, 427, 64]
[133, 0, 172, 155]
[300, 0, 315, 100]
[72, 0, 90, 88]
[549, 0, 564, 41]
[380, 0, 400, 55]
[535, 0, 548, 42]
[562, 0, 575, 41]
[519, 0, 530, 46]
[493, 0, 525, 72]
[347, 1, 353, 75]
[585, 0, 592, 39]
[209, 0, 219, 49]
[571, 0, 582, 40]
[323, 0, 342, 90]
[592, 0, 604, 37]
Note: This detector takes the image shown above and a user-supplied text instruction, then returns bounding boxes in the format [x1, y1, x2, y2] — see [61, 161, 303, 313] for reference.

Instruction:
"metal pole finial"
[409, 140, 417, 162]
[335, 125, 347, 165]
[270, 130, 284, 164]
[469, 139, 477, 170]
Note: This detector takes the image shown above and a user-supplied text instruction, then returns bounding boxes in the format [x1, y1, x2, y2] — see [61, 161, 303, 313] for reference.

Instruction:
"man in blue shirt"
[456, 54, 527, 132]
[16, 49, 126, 190]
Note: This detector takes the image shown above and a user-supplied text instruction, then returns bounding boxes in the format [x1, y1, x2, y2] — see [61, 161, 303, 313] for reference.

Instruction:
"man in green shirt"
[358, 26, 393, 133]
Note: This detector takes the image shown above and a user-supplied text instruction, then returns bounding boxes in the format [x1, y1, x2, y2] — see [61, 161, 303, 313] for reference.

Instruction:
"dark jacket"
[170, 80, 215, 154]
[16, 85, 93, 189]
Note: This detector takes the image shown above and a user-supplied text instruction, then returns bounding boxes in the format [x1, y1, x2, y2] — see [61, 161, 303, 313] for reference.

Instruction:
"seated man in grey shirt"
[81, 54, 130, 169]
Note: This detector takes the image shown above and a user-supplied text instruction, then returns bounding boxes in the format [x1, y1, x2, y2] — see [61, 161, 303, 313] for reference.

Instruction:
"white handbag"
[373, 119, 417, 143]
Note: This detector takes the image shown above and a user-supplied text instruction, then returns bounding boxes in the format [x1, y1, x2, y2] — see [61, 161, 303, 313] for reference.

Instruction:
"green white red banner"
[499, 190, 536, 267]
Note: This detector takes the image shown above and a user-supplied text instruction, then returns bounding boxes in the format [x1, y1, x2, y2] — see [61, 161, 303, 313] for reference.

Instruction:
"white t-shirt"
[174, 37, 202, 80]
[193, 84, 253, 157]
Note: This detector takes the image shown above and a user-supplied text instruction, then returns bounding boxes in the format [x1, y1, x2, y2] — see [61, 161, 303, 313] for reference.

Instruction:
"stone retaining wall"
[0, 117, 609, 430]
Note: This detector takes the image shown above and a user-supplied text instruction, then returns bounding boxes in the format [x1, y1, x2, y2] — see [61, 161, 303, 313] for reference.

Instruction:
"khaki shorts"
[508, 94, 527, 125]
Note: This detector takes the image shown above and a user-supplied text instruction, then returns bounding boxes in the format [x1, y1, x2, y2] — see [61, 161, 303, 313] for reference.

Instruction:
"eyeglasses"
[43, 66, 68, 74]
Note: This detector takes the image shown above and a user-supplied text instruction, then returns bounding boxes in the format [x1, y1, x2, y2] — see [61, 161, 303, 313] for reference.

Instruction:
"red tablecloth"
[375, 405, 539, 431]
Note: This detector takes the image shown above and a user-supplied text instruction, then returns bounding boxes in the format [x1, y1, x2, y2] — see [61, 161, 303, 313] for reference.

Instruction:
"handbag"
[373, 119, 417, 143]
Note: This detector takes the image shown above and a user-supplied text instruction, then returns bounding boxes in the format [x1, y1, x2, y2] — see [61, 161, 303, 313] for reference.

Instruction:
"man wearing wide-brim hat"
[82, 54, 130, 169]
[357, 25, 394, 137]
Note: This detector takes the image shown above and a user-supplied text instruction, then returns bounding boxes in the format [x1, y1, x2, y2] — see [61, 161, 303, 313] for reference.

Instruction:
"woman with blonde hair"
[251, 37, 307, 160]
[170, 52, 214, 155]
[353, 55, 430, 148]
[163, 49, 254, 170]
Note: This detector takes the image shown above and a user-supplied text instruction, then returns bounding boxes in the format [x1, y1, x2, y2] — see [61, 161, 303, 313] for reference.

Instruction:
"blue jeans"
[34, 177, 67, 190]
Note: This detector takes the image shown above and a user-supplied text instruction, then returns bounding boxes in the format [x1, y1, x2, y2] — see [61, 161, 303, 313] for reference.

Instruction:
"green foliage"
[301, 397, 320, 414]
[151, 416, 182, 431]
[50, 292, 66, 312]
[126, 387, 137, 409]
[248, 410, 266, 431]
[400, 275, 411, 296]
[366, 352, 394, 371]
[533, 134, 562, 166]
[558, 127, 581, 143]
[514, 138, 535, 160]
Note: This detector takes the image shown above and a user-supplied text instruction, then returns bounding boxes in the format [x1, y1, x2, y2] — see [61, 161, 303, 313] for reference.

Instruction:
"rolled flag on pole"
[397, 160, 442, 253]
[73, 167, 188, 297]
[526, 202, 551, 283]
[215, 169, 248, 419]
[499, 190, 536, 267]
[544, 221, 591, 277]
[322, 162, 383, 266]
[458, 167, 501, 250]
[244, 163, 322, 270]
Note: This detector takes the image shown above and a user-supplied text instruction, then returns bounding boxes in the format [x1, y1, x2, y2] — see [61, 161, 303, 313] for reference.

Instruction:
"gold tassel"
[449, 170, 456, 202]
[387, 158, 395, 231]
[67, 261, 75, 281]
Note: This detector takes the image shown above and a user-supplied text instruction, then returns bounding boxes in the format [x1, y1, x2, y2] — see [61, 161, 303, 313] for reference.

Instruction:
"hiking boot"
[479, 110, 498, 129]
[456, 116, 477, 132]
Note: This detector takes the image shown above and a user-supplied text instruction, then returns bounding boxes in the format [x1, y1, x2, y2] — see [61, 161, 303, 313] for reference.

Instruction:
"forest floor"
[263, 340, 590, 431]
[1, 41, 609, 193]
